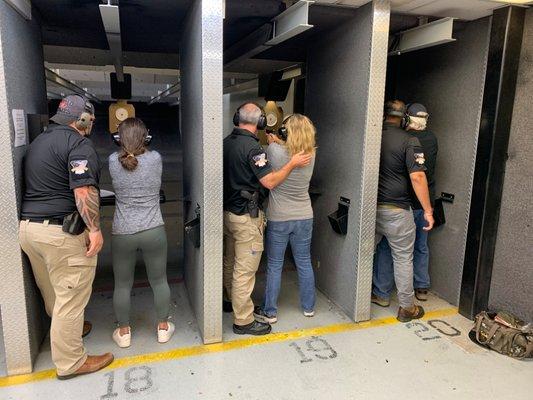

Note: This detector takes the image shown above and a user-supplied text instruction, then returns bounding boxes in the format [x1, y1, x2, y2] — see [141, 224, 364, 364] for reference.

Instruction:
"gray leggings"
[112, 226, 170, 327]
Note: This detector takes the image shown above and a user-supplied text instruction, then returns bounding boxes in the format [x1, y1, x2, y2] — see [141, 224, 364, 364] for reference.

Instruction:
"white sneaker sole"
[112, 329, 131, 348]
[254, 312, 277, 324]
[303, 311, 315, 317]
[158, 322, 175, 343]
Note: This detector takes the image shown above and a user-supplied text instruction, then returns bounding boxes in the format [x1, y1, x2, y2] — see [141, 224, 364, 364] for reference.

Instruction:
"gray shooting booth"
[384, 14, 491, 307]
[305, 1, 389, 322]
[223, 0, 505, 323]
[224, 0, 391, 323]
[0, 0, 223, 375]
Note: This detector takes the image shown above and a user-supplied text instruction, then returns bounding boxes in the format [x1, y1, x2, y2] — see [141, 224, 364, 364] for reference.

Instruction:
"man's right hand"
[290, 151, 312, 168]
[423, 212, 434, 231]
[86, 230, 104, 257]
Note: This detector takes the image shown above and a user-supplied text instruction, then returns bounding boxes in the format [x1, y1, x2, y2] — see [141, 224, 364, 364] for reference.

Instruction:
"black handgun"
[240, 190, 260, 218]
[62, 211, 87, 235]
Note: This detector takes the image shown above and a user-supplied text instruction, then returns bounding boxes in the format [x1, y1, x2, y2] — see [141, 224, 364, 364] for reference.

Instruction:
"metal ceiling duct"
[99, 1, 124, 81]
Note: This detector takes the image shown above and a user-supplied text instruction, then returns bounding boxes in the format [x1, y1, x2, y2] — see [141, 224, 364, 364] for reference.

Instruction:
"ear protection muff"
[401, 103, 412, 129]
[233, 102, 267, 130]
[76, 112, 93, 129]
[75, 97, 95, 130]
[144, 133, 152, 146]
[384, 101, 409, 128]
[276, 115, 292, 141]
[112, 128, 152, 146]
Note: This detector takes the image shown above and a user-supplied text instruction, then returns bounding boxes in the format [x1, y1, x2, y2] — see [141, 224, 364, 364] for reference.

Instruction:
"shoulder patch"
[252, 152, 268, 167]
[414, 152, 425, 165]
[70, 160, 89, 175]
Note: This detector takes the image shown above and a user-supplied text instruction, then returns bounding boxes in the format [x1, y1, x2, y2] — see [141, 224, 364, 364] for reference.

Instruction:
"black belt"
[26, 218, 64, 226]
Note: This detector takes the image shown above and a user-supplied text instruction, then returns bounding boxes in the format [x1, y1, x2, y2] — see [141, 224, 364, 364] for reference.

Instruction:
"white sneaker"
[303, 310, 315, 317]
[157, 321, 175, 343]
[112, 327, 131, 348]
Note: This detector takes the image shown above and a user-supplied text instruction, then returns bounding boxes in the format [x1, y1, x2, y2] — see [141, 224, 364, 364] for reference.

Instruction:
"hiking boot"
[253, 306, 277, 324]
[371, 294, 390, 307]
[233, 320, 272, 336]
[415, 289, 429, 302]
[223, 300, 233, 313]
[397, 305, 425, 323]
[57, 353, 114, 380]
[82, 321, 92, 338]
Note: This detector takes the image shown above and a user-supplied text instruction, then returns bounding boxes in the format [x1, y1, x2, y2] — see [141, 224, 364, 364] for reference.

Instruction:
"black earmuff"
[144, 134, 152, 146]
[233, 102, 267, 130]
[112, 131, 152, 146]
[112, 134, 121, 146]
[384, 101, 409, 128]
[276, 115, 292, 141]
[401, 103, 412, 129]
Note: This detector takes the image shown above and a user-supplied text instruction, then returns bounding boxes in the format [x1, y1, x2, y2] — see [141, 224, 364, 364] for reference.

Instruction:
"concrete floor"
[1, 270, 532, 399]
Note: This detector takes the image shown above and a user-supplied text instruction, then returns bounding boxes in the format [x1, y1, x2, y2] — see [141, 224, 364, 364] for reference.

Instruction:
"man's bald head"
[384, 99, 407, 126]
[237, 102, 263, 129]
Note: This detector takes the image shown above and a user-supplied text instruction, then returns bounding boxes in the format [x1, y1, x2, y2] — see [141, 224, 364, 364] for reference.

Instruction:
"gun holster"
[240, 190, 260, 218]
[62, 211, 87, 235]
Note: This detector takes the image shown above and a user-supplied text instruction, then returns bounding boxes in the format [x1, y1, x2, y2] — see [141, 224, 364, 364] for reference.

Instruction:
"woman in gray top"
[109, 118, 173, 348]
[254, 114, 317, 324]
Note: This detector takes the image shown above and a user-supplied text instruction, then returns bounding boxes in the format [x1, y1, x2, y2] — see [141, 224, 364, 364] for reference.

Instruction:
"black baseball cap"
[407, 103, 428, 117]
[51, 95, 95, 125]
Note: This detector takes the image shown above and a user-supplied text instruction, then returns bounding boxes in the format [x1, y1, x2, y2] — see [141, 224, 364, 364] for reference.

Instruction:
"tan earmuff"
[76, 112, 93, 130]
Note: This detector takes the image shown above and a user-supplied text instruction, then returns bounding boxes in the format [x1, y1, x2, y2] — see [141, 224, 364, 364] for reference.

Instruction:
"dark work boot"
[397, 305, 425, 323]
[233, 320, 272, 336]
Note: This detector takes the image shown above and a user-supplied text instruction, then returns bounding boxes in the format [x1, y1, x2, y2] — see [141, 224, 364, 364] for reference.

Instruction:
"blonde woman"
[254, 114, 317, 324]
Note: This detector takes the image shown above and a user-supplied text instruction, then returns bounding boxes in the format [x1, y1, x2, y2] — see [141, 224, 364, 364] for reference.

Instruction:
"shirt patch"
[70, 160, 89, 175]
[252, 153, 268, 167]
[414, 152, 425, 165]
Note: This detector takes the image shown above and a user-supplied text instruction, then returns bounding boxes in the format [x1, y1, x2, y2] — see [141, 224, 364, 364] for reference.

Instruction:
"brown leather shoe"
[82, 321, 92, 338]
[57, 353, 114, 380]
[397, 305, 425, 323]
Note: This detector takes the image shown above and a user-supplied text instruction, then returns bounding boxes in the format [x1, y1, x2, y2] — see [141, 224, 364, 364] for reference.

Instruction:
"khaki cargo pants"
[223, 210, 265, 326]
[19, 220, 97, 376]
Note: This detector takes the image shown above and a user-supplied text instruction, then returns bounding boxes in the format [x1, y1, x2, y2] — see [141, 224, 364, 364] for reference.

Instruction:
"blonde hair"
[284, 114, 316, 156]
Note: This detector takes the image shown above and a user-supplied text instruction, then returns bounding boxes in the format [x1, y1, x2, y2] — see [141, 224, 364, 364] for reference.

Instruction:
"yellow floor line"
[0, 307, 457, 388]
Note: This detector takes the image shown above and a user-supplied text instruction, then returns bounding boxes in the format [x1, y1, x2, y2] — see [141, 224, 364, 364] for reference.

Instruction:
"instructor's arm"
[409, 172, 434, 231]
[259, 151, 311, 190]
[406, 136, 434, 231]
[74, 186, 103, 257]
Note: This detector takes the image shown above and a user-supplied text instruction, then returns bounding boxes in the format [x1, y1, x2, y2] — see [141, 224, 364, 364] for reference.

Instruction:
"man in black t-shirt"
[223, 102, 310, 336]
[372, 100, 434, 323]
[19, 95, 113, 379]
[374, 103, 438, 303]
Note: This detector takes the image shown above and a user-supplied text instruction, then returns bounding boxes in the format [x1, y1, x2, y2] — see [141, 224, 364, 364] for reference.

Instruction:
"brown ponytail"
[117, 118, 147, 171]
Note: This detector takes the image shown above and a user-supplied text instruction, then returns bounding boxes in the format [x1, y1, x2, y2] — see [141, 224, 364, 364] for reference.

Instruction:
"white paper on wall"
[12, 109, 27, 147]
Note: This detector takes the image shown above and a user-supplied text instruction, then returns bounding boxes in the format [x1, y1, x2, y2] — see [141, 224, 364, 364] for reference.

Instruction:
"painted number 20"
[101, 366, 153, 399]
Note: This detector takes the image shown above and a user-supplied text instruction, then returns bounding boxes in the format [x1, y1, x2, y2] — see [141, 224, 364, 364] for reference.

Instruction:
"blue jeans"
[263, 218, 316, 316]
[373, 209, 430, 299]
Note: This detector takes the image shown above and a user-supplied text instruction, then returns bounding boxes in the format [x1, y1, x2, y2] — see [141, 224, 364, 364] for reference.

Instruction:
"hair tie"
[126, 152, 135, 158]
